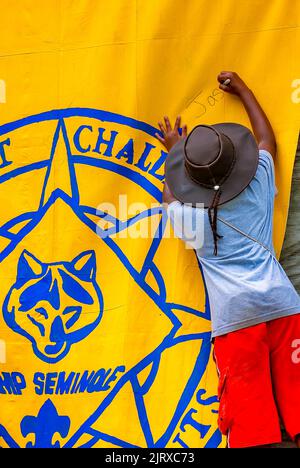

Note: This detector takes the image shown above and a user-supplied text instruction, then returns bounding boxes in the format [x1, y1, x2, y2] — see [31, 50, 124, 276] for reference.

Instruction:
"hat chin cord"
[208, 187, 223, 256]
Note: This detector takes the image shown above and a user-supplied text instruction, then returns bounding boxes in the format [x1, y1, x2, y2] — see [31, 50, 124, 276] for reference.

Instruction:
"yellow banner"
[0, 0, 299, 448]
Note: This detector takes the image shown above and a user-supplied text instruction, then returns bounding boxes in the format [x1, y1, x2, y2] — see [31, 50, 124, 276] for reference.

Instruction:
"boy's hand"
[218, 71, 276, 158]
[217, 71, 250, 96]
[155, 116, 187, 151]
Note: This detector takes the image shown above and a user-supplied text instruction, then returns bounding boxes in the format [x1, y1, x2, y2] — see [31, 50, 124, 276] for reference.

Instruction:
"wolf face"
[3, 250, 103, 363]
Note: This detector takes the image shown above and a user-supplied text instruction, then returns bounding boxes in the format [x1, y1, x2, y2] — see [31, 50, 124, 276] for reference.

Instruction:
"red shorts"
[214, 314, 300, 448]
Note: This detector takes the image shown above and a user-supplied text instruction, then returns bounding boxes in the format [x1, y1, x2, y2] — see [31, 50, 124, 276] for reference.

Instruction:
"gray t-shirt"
[167, 150, 300, 338]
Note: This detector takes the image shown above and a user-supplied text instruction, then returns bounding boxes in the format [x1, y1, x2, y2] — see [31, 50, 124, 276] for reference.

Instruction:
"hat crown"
[184, 125, 236, 188]
[185, 126, 220, 165]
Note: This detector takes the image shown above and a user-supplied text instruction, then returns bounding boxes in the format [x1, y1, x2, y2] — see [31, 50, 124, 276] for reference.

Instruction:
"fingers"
[164, 116, 172, 131]
[157, 116, 187, 142]
[217, 72, 226, 83]
[217, 73, 228, 84]
[182, 125, 188, 138]
[155, 132, 165, 144]
[159, 116, 181, 134]
[174, 115, 181, 131]
[158, 121, 166, 135]
[217, 71, 233, 84]
[219, 84, 228, 91]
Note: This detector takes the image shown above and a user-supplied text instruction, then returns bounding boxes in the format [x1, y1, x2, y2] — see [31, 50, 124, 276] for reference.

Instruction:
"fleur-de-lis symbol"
[21, 400, 70, 448]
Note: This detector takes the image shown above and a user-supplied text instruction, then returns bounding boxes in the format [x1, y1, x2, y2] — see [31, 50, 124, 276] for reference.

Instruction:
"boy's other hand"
[218, 71, 250, 96]
[155, 116, 187, 151]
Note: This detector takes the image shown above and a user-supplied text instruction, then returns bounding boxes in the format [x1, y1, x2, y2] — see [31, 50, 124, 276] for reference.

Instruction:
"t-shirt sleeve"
[258, 149, 278, 196]
[167, 201, 204, 249]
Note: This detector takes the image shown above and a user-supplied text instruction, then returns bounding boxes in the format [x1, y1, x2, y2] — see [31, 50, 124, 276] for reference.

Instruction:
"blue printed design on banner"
[4, 250, 103, 363]
[0, 109, 220, 448]
[21, 400, 70, 448]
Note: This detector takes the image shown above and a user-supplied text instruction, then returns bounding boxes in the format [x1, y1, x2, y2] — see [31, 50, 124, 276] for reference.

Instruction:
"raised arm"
[218, 72, 277, 159]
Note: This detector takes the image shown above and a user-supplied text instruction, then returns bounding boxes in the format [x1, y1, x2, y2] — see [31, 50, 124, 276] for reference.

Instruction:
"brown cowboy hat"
[165, 123, 259, 209]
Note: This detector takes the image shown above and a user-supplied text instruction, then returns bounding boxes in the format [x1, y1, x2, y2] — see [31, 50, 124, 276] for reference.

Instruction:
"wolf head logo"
[3, 250, 103, 363]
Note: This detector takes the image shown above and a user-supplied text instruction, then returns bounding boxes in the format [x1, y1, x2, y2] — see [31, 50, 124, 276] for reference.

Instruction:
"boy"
[156, 72, 300, 448]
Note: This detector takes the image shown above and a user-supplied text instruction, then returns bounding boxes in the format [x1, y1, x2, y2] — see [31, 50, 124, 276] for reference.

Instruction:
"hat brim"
[165, 123, 259, 208]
